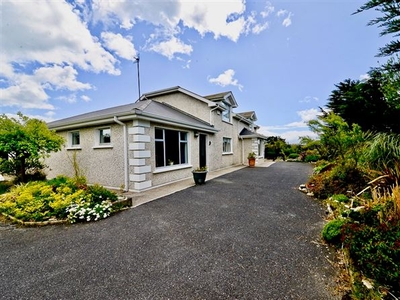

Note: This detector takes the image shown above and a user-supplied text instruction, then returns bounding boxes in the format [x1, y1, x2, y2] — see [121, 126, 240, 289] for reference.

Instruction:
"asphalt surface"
[0, 162, 339, 300]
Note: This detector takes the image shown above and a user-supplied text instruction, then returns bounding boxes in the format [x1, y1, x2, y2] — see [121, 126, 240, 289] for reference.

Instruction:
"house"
[46, 86, 268, 192]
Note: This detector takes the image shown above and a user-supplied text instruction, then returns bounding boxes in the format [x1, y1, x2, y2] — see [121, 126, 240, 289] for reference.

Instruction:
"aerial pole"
[134, 54, 141, 100]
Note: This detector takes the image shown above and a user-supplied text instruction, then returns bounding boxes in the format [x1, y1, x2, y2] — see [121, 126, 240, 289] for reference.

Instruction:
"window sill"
[66, 146, 82, 150]
[222, 120, 233, 125]
[154, 164, 192, 174]
[222, 152, 233, 155]
[92, 145, 113, 149]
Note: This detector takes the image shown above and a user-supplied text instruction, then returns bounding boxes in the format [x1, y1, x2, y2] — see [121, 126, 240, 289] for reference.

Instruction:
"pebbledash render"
[46, 86, 268, 192]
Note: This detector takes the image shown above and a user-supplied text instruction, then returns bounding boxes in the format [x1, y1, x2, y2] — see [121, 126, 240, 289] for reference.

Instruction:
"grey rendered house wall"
[46, 123, 126, 189]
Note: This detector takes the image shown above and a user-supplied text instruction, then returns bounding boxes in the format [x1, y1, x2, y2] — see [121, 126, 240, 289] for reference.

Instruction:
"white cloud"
[257, 108, 321, 144]
[81, 95, 91, 102]
[101, 32, 137, 61]
[261, 2, 275, 18]
[0, 80, 53, 110]
[58, 94, 77, 104]
[178, 0, 246, 42]
[258, 126, 318, 144]
[359, 73, 370, 81]
[276, 9, 293, 27]
[34, 65, 92, 91]
[282, 13, 293, 27]
[297, 108, 320, 122]
[149, 36, 193, 60]
[1, 0, 290, 112]
[2, 1, 118, 75]
[208, 69, 244, 91]
[300, 96, 319, 103]
[276, 9, 287, 17]
[252, 22, 270, 34]
[0, 1, 121, 111]
[93, 0, 273, 47]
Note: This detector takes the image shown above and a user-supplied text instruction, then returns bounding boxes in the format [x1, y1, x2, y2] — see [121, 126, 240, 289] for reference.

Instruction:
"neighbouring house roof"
[47, 99, 218, 133]
[239, 128, 268, 140]
[204, 91, 238, 108]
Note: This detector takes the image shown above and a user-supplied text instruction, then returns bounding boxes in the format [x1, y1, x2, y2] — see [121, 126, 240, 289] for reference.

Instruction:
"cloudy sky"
[0, 0, 390, 143]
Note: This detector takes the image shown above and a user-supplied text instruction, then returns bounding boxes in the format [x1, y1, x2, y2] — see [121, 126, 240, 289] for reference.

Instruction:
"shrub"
[0, 181, 13, 194]
[307, 163, 368, 199]
[0, 176, 117, 223]
[305, 154, 320, 162]
[331, 194, 349, 203]
[342, 221, 400, 289]
[288, 153, 299, 159]
[322, 218, 346, 245]
[86, 184, 118, 204]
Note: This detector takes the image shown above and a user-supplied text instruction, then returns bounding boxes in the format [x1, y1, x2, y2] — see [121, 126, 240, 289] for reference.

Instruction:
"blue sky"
[0, 0, 390, 143]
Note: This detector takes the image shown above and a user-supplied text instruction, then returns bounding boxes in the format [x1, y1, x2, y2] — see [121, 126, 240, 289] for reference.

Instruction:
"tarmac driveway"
[0, 162, 339, 300]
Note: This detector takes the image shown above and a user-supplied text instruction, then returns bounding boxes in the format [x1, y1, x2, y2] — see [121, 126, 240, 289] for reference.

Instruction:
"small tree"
[306, 110, 365, 167]
[0, 113, 64, 182]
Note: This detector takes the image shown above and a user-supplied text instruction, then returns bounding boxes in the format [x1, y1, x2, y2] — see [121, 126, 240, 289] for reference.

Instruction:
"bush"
[343, 221, 400, 289]
[86, 184, 118, 203]
[288, 153, 299, 159]
[322, 218, 346, 245]
[0, 181, 13, 194]
[305, 154, 320, 162]
[0, 176, 117, 223]
[331, 194, 349, 203]
[307, 164, 368, 199]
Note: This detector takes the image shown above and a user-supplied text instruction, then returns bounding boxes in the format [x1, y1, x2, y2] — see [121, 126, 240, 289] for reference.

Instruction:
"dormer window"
[220, 101, 231, 123]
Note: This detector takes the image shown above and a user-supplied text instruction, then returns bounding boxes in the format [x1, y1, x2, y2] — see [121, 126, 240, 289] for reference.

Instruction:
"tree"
[0, 113, 65, 182]
[381, 56, 400, 109]
[264, 136, 289, 160]
[306, 110, 365, 166]
[355, 0, 400, 58]
[326, 70, 400, 133]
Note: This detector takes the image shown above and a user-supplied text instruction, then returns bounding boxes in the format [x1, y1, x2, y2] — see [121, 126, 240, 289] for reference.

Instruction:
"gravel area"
[0, 162, 340, 300]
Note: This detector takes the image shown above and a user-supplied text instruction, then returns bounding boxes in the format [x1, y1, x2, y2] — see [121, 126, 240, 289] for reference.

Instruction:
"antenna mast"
[134, 54, 141, 100]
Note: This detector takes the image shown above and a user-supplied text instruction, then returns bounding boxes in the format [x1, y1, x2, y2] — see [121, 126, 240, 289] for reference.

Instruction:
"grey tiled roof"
[239, 128, 268, 139]
[47, 100, 217, 133]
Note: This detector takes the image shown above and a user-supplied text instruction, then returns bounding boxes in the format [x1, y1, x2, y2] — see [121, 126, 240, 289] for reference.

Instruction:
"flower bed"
[0, 175, 129, 225]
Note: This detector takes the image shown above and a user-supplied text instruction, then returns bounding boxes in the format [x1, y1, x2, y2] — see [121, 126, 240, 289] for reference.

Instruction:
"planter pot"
[248, 157, 256, 167]
[192, 171, 207, 185]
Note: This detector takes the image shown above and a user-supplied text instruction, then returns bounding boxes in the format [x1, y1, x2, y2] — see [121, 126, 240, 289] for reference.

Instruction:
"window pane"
[165, 130, 179, 165]
[155, 128, 163, 140]
[71, 131, 80, 146]
[100, 128, 111, 144]
[180, 132, 187, 141]
[155, 141, 165, 167]
[180, 142, 187, 164]
[223, 137, 231, 153]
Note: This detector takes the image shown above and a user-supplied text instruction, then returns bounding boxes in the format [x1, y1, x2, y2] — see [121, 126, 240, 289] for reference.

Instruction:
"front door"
[199, 134, 207, 168]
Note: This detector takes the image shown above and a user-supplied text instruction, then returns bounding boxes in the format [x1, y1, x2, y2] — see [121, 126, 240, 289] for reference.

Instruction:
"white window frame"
[70, 131, 80, 147]
[155, 128, 188, 168]
[93, 127, 113, 149]
[99, 127, 111, 145]
[222, 137, 232, 154]
[220, 101, 231, 123]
